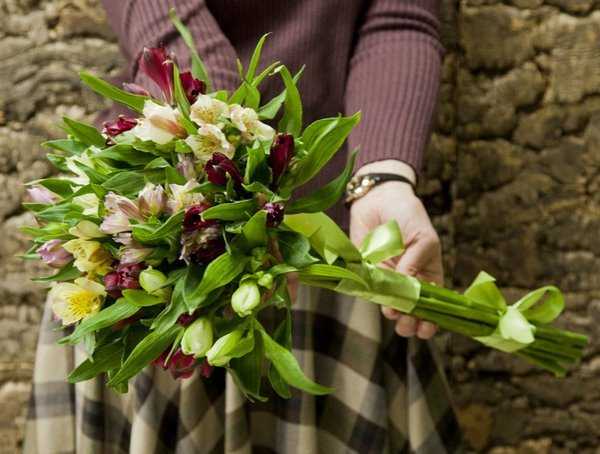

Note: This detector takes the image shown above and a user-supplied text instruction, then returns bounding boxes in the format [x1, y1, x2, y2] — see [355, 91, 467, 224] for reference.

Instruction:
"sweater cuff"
[345, 35, 442, 173]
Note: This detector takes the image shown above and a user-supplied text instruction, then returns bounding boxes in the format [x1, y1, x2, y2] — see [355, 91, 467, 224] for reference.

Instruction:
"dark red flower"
[200, 359, 214, 378]
[190, 235, 226, 264]
[138, 46, 174, 103]
[153, 348, 197, 379]
[104, 263, 145, 298]
[264, 202, 284, 228]
[103, 272, 122, 299]
[268, 134, 294, 185]
[122, 82, 151, 97]
[177, 313, 196, 327]
[204, 152, 243, 186]
[102, 116, 137, 137]
[180, 71, 206, 103]
[183, 203, 215, 232]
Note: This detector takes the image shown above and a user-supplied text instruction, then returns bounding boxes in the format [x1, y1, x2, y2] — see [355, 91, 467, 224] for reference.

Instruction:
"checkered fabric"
[24, 285, 463, 453]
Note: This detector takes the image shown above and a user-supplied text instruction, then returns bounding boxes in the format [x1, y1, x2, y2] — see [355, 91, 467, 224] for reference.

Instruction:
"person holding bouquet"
[25, 0, 463, 452]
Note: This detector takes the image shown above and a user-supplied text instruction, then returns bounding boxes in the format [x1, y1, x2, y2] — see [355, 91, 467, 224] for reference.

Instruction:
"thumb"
[395, 234, 442, 284]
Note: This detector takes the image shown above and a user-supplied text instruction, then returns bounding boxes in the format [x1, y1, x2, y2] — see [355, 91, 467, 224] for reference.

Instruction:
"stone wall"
[0, 0, 599, 452]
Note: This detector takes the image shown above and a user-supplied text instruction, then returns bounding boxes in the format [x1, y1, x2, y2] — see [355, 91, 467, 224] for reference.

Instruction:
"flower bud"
[264, 202, 284, 228]
[181, 317, 213, 358]
[102, 115, 137, 137]
[37, 240, 72, 268]
[231, 280, 261, 317]
[27, 186, 57, 204]
[139, 267, 170, 300]
[268, 133, 294, 185]
[138, 183, 166, 217]
[206, 329, 243, 366]
[257, 272, 274, 289]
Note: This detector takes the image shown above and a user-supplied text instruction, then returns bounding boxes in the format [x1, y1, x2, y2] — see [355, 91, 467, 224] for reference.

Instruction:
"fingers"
[382, 307, 438, 339]
[395, 315, 418, 337]
[416, 321, 437, 339]
[395, 231, 444, 286]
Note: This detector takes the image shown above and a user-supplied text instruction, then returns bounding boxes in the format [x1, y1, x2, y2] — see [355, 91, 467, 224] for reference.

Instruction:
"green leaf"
[108, 325, 182, 386]
[258, 324, 333, 395]
[168, 8, 212, 91]
[185, 252, 249, 310]
[101, 171, 146, 196]
[68, 341, 124, 383]
[359, 220, 405, 264]
[244, 142, 271, 185]
[464, 272, 507, 312]
[26, 178, 75, 199]
[32, 262, 81, 282]
[63, 117, 106, 148]
[274, 65, 303, 137]
[59, 299, 139, 345]
[132, 211, 184, 245]
[80, 71, 147, 113]
[286, 112, 361, 190]
[35, 203, 83, 223]
[229, 333, 266, 402]
[94, 144, 156, 166]
[122, 289, 164, 307]
[201, 199, 256, 221]
[173, 64, 191, 117]
[287, 149, 357, 213]
[277, 231, 318, 268]
[259, 67, 304, 121]
[246, 33, 270, 83]
[152, 277, 188, 333]
[298, 264, 367, 287]
[243, 210, 268, 247]
[42, 139, 87, 155]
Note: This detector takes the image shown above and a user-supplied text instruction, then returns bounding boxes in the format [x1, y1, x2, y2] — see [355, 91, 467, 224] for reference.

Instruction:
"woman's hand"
[349, 160, 442, 339]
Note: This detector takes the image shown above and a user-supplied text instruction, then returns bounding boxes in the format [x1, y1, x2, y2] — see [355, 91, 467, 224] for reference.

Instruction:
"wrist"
[355, 160, 417, 186]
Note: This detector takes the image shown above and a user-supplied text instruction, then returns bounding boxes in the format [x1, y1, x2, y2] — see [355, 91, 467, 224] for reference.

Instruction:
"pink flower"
[264, 202, 284, 228]
[138, 46, 174, 103]
[204, 152, 243, 186]
[138, 183, 166, 217]
[100, 213, 131, 235]
[102, 116, 137, 137]
[176, 155, 197, 180]
[115, 233, 153, 265]
[268, 133, 294, 185]
[180, 71, 206, 103]
[37, 240, 72, 268]
[27, 186, 57, 204]
[153, 348, 197, 379]
[122, 82, 151, 97]
[104, 192, 143, 221]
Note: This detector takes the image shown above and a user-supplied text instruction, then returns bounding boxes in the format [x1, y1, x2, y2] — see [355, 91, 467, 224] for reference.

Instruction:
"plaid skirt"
[23, 285, 463, 454]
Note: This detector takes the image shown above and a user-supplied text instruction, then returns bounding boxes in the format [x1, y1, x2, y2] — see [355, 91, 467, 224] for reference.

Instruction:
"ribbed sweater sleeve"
[101, 0, 240, 93]
[344, 0, 444, 173]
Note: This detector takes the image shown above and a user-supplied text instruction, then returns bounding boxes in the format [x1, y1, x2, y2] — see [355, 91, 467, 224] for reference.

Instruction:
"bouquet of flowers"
[23, 10, 587, 400]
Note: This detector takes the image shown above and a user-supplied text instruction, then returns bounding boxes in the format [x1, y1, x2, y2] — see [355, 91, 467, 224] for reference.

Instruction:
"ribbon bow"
[465, 272, 565, 352]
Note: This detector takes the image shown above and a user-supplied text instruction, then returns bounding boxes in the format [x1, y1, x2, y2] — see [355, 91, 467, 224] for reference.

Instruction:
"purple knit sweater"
[101, 0, 443, 220]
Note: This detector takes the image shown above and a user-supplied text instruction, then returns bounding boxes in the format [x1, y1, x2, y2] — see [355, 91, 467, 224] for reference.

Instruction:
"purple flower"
[183, 203, 215, 232]
[176, 155, 197, 180]
[102, 116, 137, 137]
[27, 186, 58, 204]
[268, 133, 294, 185]
[103, 263, 145, 299]
[138, 46, 174, 103]
[180, 71, 206, 103]
[204, 153, 243, 186]
[153, 348, 197, 379]
[264, 202, 284, 228]
[103, 272, 122, 299]
[37, 240, 72, 268]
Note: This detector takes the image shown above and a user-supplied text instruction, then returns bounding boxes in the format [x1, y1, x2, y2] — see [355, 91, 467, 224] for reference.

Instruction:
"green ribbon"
[466, 271, 565, 352]
[285, 214, 421, 312]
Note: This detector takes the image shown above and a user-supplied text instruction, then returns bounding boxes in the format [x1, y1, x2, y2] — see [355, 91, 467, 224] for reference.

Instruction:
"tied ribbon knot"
[465, 272, 565, 352]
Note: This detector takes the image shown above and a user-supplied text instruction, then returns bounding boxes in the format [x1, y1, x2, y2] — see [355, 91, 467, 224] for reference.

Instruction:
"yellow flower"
[63, 239, 112, 276]
[68, 220, 106, 239]
[49, 277, 106, 325]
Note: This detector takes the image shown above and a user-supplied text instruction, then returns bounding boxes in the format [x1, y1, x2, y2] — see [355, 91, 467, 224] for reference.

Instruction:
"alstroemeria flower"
[131, 100, 186, 144]
[48, 277, 106, 326]
[104, 262, 145, 299]
[204, 152, 243, 186]
[176, 155, 198, 180]
[180, 225, 224, 265]
[189, 94, 229, 127]
[180, 71, 206, 103]
[206, 329, 244, 366]
[139, 46, 174, 103]
[104, 192, 144, 221]
[122, 82, 150, 97]
[115, 233, 153, 265]
[72, 193, 100, 216]
[269, 133, 294, 184]
[37, 240, 72, 268]
[100, 213, 131, 235]
[27, 186, 58, 204]
[166, 180, 205, 214]
[183, 203, 215, 232]
[181, 317, 213, 358]
[138, 183, 166, 217]
[102, 116, 137, 137]
[230, 104, 275, 142]
[185, 124, 234, 162]
[63, 239, 113, 276]
[264, 202, 284, 228]
[69, 220, 106, 239]
[153, 348, 197, 379]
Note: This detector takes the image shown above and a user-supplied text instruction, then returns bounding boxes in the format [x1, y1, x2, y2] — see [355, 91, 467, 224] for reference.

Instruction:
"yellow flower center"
[67, 289, 101, 319]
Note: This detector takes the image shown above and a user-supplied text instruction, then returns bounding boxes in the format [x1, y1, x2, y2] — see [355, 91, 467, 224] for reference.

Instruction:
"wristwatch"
[344, 173, 416, 207]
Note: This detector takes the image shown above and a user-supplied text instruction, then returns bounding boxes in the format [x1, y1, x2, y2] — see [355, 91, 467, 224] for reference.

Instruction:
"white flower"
[229, 104, 275, 142]
[100, 212, 131, 234]
[185, 124, 234, 162]
[138, 183, 166, 217]
[131, 100, 186, 144]
[189, 94, 229, 127]
[166, 180, 205, 213]
[49, 277, 106, 326]
[72, 193, 99, 216]
[104, 192, 143, 220]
